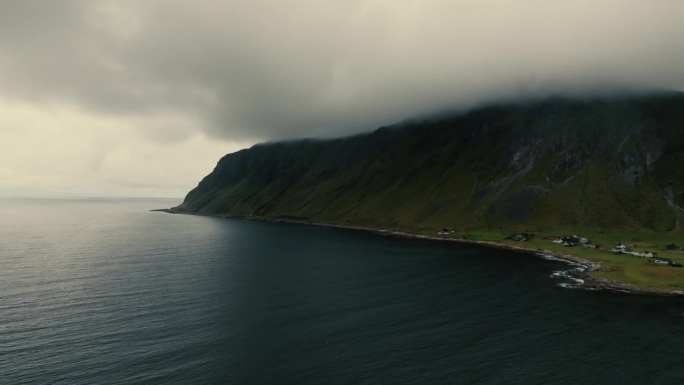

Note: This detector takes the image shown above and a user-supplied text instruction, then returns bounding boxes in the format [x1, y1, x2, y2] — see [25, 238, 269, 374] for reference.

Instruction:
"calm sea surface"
[1, 198, 683, 384]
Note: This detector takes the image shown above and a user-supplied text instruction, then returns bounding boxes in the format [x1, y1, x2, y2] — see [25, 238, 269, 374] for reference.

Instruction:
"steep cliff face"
[176, 93, 684, 232]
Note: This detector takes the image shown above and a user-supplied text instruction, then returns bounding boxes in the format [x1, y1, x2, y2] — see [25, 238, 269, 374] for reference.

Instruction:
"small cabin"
[505, 234, 528, 242]
[611, 244, 631, 254]
[649, 257, 675, 266]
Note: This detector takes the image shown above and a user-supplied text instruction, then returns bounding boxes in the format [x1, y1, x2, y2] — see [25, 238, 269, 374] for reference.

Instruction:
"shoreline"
[154, 208, 684, 297]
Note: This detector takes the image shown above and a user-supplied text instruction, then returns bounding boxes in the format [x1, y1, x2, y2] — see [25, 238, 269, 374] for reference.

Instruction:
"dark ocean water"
[1, 198, 684, 384]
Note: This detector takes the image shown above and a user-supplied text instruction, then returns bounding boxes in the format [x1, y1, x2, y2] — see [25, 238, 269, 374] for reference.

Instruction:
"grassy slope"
[529, 231, 684, 291]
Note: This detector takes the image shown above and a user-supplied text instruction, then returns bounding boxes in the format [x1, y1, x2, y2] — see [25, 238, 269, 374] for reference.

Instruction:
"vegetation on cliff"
[177, 92, 684, 234]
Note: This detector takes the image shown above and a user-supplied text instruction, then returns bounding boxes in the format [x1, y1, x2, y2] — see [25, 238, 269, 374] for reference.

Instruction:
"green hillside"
[176, 93, 684, 235]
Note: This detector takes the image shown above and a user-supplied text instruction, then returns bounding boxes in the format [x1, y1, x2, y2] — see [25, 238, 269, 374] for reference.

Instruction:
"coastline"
[154, 208, 684, 297]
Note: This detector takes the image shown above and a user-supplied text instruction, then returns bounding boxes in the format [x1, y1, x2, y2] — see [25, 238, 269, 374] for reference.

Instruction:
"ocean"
[1, 198, 683, 384]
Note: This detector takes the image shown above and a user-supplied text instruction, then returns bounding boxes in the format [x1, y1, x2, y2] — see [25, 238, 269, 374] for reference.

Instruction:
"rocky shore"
[155, 208, 684, 297]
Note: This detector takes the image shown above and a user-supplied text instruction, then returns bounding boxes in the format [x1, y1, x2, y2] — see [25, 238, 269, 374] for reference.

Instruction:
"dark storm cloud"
[1, 0, 684, 141]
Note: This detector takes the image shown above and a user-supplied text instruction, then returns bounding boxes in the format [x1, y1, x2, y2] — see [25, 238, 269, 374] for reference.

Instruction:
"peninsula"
[169, 93, 684, 293]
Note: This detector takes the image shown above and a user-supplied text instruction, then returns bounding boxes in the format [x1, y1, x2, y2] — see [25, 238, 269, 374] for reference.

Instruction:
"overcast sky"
[1, 0, 684, 198]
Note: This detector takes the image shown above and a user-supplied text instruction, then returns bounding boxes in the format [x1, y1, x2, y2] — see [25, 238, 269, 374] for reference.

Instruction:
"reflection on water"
[1, 198, 683, 384]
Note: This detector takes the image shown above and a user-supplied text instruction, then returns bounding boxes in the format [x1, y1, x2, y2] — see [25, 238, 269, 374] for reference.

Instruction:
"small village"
[437, 228, 684, 270]
[502, 232, 684, 268]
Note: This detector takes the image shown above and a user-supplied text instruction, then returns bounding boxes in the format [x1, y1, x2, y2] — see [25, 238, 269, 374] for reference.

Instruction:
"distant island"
[167, 92, 684, 294]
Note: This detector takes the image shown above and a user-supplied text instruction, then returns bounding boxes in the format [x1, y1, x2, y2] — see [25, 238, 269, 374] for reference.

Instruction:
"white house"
[611, 244, 631, 254]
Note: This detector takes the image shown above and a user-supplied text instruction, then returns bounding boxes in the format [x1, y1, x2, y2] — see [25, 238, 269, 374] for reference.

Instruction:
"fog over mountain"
[1, 1, 684, 196]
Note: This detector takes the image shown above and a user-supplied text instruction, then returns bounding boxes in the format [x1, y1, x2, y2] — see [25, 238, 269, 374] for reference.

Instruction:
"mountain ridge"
[175, 92, 684, 233]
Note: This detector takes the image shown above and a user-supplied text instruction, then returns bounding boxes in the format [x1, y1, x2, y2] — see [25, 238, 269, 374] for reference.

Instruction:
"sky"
[1, 0, 684, 198]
